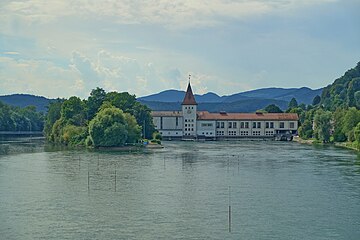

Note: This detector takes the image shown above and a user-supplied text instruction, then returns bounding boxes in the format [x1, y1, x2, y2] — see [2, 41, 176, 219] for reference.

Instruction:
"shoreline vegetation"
[44, 87, 162, 149]
[293, 136, 359, 152]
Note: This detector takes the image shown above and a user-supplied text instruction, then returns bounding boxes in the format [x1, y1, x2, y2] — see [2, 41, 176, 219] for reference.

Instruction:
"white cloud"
[0, 0, 338, 29]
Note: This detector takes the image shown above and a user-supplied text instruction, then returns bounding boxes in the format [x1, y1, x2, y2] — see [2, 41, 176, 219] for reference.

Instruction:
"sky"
[0, 0, 359, 99]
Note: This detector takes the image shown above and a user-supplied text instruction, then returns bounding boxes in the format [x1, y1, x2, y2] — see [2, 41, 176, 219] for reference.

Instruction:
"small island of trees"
[44, 88, 156, 148]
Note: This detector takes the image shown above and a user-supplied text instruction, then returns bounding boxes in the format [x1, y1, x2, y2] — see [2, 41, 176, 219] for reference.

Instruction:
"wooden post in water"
[88, 170, 90, 192]
[78, 156, 81, 172]
[97, 155, 99, 171]
[228, 186, 232, 233]
[114, 169, 117, 192]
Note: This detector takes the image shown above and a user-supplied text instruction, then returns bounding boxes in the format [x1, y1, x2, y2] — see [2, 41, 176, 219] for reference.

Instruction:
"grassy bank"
[293, 136, 359, 151]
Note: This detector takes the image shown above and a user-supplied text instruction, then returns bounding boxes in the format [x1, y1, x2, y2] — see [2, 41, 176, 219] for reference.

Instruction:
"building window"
[253, 122, 256, 128]
[233, 122, 237, 128]
[257, 122, 261, 128]
[280, 122, 285, 128]
[266, 122, 269, 128]
[270, 122, 274, 128]
[221, 122, 224, 128]
[229, 122, 232, 128]
[216, 122, 220, 128]
[245, 122, 249, 128]
[176, 117, 178, 126]
[290, 122, 295, 129]
[240, 122, 244, 128]
[160, 117, 163, 129]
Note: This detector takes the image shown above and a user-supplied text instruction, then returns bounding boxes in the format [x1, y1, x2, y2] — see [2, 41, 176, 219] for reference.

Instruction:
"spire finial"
[189, 74, 191, 83]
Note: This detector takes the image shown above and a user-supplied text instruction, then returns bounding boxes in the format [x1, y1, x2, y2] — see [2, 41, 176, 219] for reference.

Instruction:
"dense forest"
[263, 62, 360, 150]
[0, 101, 44, 131]
[44, 88, 156, 147]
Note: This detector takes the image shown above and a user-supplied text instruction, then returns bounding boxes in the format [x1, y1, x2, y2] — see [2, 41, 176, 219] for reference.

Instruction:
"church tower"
[182, 75, 197, 139]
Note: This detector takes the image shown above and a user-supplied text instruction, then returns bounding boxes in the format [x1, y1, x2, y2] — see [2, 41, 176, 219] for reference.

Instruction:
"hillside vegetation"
[295, 62, 360, 149]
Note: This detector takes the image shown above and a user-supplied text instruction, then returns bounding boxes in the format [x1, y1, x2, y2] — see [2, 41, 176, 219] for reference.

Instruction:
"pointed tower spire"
[182, 75, 197, 105]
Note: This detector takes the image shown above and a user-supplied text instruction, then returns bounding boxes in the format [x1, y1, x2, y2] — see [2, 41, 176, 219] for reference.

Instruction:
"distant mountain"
[234, 87, 323, 104]
[139, 98, 289, 113]
[139, 90, 223, 103]
[0, 94, 53, 112]
[139, 87, 323, 105]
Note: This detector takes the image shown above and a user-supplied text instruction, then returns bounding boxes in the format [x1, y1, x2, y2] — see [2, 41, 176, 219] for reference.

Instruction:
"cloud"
[0, 0, 338, 29]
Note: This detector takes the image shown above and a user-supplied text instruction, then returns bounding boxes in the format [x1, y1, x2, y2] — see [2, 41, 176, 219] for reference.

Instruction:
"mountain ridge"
[138, 87, 323, 104]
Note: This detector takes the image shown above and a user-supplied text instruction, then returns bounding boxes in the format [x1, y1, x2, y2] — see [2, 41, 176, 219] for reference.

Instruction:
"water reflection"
[0, 139, 360, 239]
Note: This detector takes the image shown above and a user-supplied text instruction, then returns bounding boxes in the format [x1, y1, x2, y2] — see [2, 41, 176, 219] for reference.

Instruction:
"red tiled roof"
[197, 111, 299, 121]
[151, 111, 182, 117]
[182, 83, 197, 105]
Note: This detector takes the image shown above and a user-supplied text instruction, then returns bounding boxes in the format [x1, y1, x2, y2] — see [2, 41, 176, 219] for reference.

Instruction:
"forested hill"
[138, 87, 322, 105]
[321, 62, 360, 110]
[0, 94, 54, 112]
[138, 98, 289, 113]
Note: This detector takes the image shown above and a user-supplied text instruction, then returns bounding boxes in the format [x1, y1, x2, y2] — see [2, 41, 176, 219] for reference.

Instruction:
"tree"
[264, 104, 283, 113]
[61, 96, 86, 126]
[312, 95, 321, 106]
[44, 99, 63, 139]
[332, 108, 347, 142]
[88, 106, 141, 147]
[298, 119, 313, 139]
[354, 122, 360, 149]
[106, 91, 155, 138]
[86, 87, 106, 120]
[354, 91, 360, 109]
[347, 77, 360, 107]
[342, 107, 360, 141]
[288, 97, 298, 109]
[314, 109, 332, 143]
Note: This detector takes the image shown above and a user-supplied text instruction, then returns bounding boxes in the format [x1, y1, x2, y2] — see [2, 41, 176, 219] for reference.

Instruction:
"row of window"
[201, 123, 213, 127]
[184, 119, 194, 122]
[185, 128, 194, 131]
[185, 123, 194, 127]
[184, 106, 194, 110]
[215, 121, 295, 129]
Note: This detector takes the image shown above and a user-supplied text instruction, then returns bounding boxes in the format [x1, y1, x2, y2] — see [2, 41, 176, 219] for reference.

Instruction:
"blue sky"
[0, 0, 359, 98]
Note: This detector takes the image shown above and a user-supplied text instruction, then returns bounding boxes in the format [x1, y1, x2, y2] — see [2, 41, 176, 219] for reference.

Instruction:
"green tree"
[347, 77, 360, 107]
[264, 104, 283, 113]
[314, 109, 332, 143]
[312, 95, 321, 106]
[44, 100, 64, 139]
[61, 96, 86, 126]
[86, 87, 106, 120]
[332, 108, 347, 142]
[106, 91, 155, 138]
[88, 106, 141, 147]
[298, 119, 313, 139]
[288, 97, 298, 109]
[342, 107, 360, 141]
[354, 91, 360, 109]
[354, 122, 360, 149]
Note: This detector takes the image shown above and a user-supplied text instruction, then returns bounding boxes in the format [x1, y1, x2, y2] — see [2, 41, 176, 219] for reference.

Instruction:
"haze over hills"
[138, 87, 322, 104]
[0, 94, 55, 112]
[0, 87, 322, 113]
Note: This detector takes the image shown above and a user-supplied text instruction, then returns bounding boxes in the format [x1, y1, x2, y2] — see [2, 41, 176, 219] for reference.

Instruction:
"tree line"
[263, 61, 360, 149]
[0, 101, 44, 132]
[44, 88, 155, 147]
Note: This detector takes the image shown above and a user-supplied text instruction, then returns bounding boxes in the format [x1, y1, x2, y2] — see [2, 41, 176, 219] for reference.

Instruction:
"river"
[0, 138, 359, 239]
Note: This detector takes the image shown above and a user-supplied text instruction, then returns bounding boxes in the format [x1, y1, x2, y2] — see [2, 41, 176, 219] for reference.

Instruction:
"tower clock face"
[187, 109, 192, 114]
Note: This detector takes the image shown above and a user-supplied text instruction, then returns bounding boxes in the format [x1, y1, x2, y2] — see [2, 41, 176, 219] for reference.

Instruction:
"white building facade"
[151, 83, 299, 140]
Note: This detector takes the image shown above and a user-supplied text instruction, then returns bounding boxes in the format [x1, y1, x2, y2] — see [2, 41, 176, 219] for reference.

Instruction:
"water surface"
[0, 139, 359, 239]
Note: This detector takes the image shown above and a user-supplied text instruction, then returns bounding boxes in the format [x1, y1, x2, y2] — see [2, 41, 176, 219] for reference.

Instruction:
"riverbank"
[293, 136, 359, 151]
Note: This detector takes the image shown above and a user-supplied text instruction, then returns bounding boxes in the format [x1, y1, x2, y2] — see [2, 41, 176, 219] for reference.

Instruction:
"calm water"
[0, 138, 360, 239]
